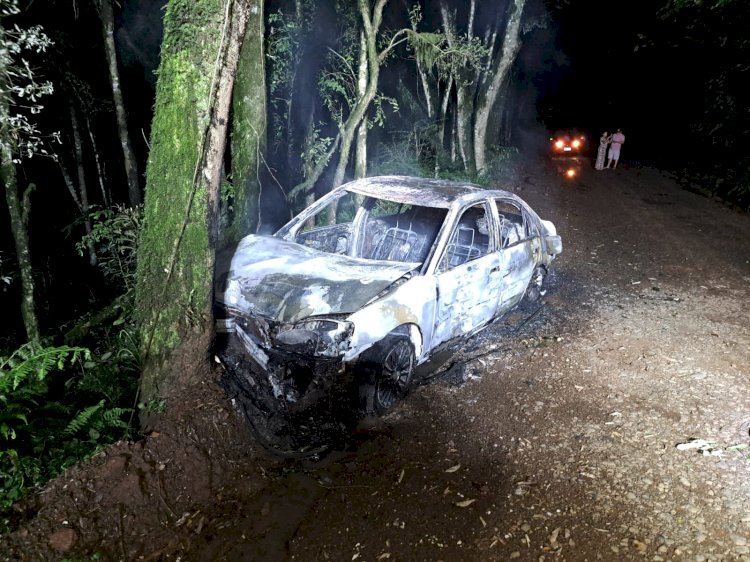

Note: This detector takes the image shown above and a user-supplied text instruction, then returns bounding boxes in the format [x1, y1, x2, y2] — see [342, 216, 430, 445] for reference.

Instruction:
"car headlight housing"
[274, 317, 354, 357]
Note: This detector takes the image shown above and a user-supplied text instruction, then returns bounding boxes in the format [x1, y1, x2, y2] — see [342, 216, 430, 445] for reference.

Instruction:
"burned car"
[217, 175, 562, 420]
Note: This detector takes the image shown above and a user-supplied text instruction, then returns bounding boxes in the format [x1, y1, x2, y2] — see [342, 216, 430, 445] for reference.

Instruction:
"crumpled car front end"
[217, 234, 418, 412]
[222, 315, 352, 415]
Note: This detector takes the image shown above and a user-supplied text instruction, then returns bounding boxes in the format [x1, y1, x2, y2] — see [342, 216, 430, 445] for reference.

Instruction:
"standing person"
[595, 131, 610, 170]
[605, 128, 626, 169]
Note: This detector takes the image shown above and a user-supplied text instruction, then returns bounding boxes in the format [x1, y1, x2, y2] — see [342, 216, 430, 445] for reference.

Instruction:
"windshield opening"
[287, 190, 448, 264]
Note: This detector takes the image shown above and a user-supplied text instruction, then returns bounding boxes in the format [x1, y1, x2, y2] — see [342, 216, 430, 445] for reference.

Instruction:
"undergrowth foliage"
[75, 204, 143, 292]
[0, 340, 137, 534]
[370, 134, 524, 187]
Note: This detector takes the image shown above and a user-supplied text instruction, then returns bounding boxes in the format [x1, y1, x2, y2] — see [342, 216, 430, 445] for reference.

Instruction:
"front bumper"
[217, 317, 355, 414]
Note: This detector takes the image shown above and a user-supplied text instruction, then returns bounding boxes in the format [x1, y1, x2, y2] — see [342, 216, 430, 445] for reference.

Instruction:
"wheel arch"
[347, 321, 424, 364]
[389, 323, 423, 359]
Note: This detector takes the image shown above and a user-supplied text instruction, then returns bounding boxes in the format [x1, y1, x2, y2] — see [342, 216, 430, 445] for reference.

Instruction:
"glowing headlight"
[554, 140, 564, 149]
[572, 139, 581, 148]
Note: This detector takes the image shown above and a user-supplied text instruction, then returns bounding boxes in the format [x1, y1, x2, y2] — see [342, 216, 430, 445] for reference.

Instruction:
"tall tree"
[440, 1, 476, 174]
[67, 100, 98, 266]
[288, 0, 406, 203]
[434, 0, 529, 175]
[95, 0, 142, 207]
[265, 0, 313, 189]
[330, 0, 404, 188]
[0, 1, 54, 342]
[135, 0, 253, 414]
[227, 0, 266, 243]
[473, 0, 527, 174]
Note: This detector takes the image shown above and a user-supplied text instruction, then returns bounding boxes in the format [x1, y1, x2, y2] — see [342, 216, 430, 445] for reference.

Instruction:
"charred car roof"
[341, 175, 515, 209]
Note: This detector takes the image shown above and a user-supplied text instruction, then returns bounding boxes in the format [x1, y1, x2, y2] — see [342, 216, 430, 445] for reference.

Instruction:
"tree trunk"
[1, 146, 39, 343]
[331, 0, 388, 189]
[0, 25, 39, 342]
[135, 0, 251, 415]
[354, 121, 367, 179]
[436, 74, 453, 176]
[455, 82, 475, 175]
[354, 31, 369, 180]
[98, 0, 142, 207]
[227, 0, 266, 244]
[69, 102, 97, 266]
[83, 111, 111, 208]
[440, 3, 475, 175]
[473, 0, 526, 175]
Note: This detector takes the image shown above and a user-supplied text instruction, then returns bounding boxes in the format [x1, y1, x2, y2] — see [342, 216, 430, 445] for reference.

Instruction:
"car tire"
[357, 336, 415, 417]
[524, 266, 546, 303]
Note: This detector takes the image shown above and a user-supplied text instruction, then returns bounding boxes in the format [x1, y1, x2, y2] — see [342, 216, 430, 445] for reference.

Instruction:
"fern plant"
[0, 344, 89, 441]
[1, 325, 140, 534]
[0, 344, 89, 527]
[64, 400, 130, 442]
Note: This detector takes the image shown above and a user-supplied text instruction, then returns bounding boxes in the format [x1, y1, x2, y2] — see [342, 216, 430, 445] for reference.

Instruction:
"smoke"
[115, 0, 166, 86]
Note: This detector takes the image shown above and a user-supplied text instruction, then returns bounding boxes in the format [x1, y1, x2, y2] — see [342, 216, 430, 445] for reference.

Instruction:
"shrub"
[0, 340, 137, 534]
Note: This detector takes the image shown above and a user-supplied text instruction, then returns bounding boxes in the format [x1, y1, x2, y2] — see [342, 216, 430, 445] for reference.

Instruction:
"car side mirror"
[545, 235, 563, 255]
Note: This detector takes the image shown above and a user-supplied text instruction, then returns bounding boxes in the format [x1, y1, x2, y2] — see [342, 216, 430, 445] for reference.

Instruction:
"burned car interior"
[216, 175, 562, 452]
[294, 193, 448, 268]
[360, 205, 446, 264]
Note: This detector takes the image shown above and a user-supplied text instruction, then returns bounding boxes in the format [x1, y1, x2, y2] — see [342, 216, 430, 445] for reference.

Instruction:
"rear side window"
[495, 199, 529, 248]
[495, 200, 526, 248]
[438, 203, 491, 271]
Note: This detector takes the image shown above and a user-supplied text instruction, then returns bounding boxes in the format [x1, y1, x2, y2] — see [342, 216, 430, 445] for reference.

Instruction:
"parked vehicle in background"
[550, 129, 587, 156]
[216, 175, 563, 422]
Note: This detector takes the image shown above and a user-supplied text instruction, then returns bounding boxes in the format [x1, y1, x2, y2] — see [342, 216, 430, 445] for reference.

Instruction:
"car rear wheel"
[358, 336, 415, 417]
[524, 266, 546, 303]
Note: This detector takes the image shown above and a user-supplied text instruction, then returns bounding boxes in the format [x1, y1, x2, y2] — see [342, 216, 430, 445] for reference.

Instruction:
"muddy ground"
[2, 159, 750, 561]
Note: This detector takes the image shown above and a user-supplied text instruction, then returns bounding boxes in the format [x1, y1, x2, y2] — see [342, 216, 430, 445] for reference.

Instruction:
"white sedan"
[217, 175, 562, 417]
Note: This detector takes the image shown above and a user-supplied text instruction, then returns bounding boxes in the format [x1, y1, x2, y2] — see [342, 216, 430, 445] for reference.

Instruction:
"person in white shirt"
[606, 129, 626, 169]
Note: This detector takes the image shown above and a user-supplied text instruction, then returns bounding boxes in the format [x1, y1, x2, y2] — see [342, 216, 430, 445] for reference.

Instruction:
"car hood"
[222, 235, 419, 323]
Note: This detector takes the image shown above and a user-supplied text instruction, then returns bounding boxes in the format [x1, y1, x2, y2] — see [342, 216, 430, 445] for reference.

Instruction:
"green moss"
[135, 1, 227, 403]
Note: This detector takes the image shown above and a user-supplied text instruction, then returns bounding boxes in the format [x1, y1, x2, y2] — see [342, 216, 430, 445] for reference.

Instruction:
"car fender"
[344, 275, 435, 362]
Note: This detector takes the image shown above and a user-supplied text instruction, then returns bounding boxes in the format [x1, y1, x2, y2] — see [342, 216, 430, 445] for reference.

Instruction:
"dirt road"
[3, 161, 750, 561]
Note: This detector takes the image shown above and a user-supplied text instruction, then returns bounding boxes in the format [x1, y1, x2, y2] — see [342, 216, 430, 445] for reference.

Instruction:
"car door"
[495, 199, 537, 313]
[430, 202, 503, 348]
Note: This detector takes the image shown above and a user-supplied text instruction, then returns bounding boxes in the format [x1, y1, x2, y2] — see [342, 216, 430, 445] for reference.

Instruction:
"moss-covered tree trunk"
[227, 0, 265, 244]
[135, 0, 251, 417]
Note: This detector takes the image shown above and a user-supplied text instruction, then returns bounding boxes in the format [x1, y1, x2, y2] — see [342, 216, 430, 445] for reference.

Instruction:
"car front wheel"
[357, 336, 415, 417]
